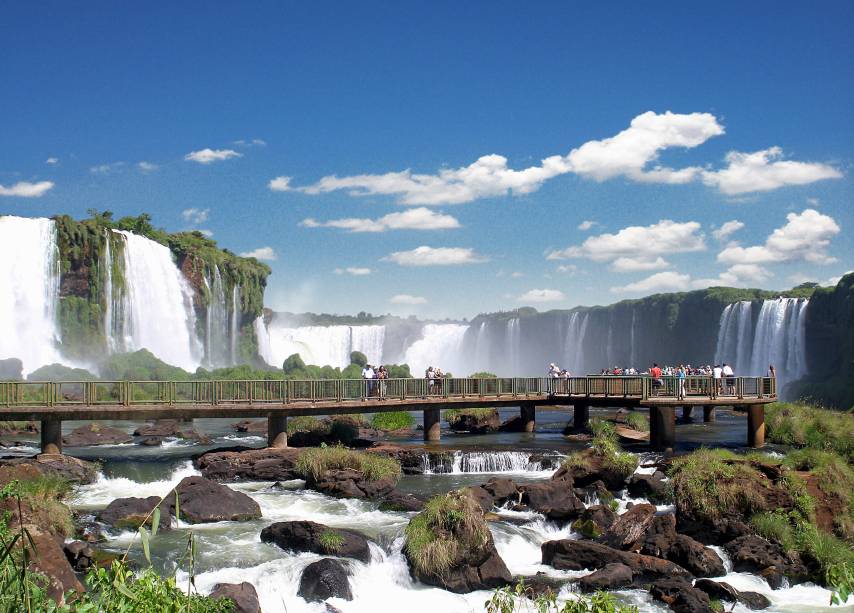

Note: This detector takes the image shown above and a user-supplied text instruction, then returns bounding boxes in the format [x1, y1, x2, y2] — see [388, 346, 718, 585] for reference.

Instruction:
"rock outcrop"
[723, 534, 808, 589]
[693, 579, 771, 610]
[165, 476, 261, 523]
[62, 423, 132, 447]
[210, 582, 262, 613]
[260, 521, 371, 563]
[541, 539, 691, 582]
[297, 558, 353, 602]
[520, 481, 584, 520]
[307, 468, 397, 500]
[97, 496, 171, 531]
[195, 447, 302, 482]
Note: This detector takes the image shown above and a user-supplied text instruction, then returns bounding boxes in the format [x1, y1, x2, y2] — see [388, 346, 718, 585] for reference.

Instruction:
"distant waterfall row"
[714, 298, 809, 386]
[0, 216, 243, 374]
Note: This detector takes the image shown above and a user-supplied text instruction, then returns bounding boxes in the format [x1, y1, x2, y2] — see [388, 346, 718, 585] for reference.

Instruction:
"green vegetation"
[444, 408, 498, 424]
[370, 411, 415, 431]
[0, 422, 35, 433]
[318, 530, 345, 554]
[564, 419, 639, 480]
[623, 412, 649, 432]
[571, 518, 603, 539]
[484, 579, 638, 613]
[765, 402, 854, 462]
[14, 475, 75, 538]
[469, 372, 497, 378]
[405, 490, 488, 577]
[287, 416, 326, 434]
[295, 445, 401, 482]
[350, 351, 368, 368]
[27, 364, 98, 382]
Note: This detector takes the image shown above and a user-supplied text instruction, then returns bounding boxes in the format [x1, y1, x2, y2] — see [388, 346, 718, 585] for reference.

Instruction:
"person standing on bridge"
[650, 363, 662, 396]
[362, 363, 375, 399]
[676, 364, 687, 400]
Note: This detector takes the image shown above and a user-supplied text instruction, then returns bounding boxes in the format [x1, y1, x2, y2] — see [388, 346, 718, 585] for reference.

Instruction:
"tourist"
[650, 362, 662, 395]
[377, 365, 388, 399]
[435, 368, 444, 395]
[426, 366, 435, 395]
[713, 364, 723, 396]
[548, 363, 560, 392]
[362, 363, 376, 398]
[723, 363, 735, 395]
[769, 364, 776, 378]
[677, 364, 687, 399]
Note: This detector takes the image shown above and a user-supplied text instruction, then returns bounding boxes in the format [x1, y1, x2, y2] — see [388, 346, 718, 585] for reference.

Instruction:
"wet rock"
[571, 504, 617, 538]
[260, 521, 371, 563]
[521, 480, 584, 520]
[308, 468, 397, 499]
[134, 420, 210, 444]
[626, 471, 668, 500]
[98, 496, 171, 531]
[448, 410, 500, 434]
[378, 490, 424, 512]
[0, 453, 98, 485]
[600, 503, 656, 550]
[528, 453, 560, 471]
[232, 420, 268, 433]
[139, 436, 162, 446]
[195, 447, 302, 482]
[482, 477, 520, 506]
[62, 423, 132, 447]
[694, 579, 772, 610]
[63, 541, 117, 572]
[165, 476, 261, 523]
[649, 577, 713, 613]
[723, 534, 808, 589]
[464, 486, 494, 512]
[640, 514, 725, 577]
[574, 479, 615, 506]
[298, 558, 353, 602]
[541, 539, 691, 582]
[577, 562, 633, 592]
[497, 416, 526, 432]
[210, 582, 262, 613]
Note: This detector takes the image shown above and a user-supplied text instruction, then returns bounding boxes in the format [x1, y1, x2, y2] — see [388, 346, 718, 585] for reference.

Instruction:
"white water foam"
[72, 460, 201, 508]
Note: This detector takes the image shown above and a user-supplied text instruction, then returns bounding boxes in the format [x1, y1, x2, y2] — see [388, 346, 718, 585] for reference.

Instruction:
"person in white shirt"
[362, 364, 375, 398]
[722, 363, 735, 395]
[713, 364, 723, 396]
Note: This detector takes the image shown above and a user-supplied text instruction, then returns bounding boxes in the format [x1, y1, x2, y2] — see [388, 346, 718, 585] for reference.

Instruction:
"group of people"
[425, 366, 447, 394]
[360, 363, 390, 399]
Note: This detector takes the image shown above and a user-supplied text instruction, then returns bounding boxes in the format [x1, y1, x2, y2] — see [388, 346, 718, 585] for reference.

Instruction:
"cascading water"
[714, 301, 753, 373]
[204, 266, 230, 367]
[0, 216, 62, 373]
[505, 318, 521, 374]
[420, 451, 559, 475]
[230, 285, 240, 364]
[403, 323, 468, 376]
[112, 230, 202, 371]
[260, 322, 386, 368]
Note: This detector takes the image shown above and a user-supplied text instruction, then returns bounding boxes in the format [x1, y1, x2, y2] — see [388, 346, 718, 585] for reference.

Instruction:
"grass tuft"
[318, 530, 344, 553]
[370, 411, 415, 431]
[766, 402, 854, 463]
[295, 445, 401, 483]
[623, 412, 649, 432]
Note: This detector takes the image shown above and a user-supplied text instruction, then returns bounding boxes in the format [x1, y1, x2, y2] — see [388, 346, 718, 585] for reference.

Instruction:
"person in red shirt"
[650, 362, 663, 395]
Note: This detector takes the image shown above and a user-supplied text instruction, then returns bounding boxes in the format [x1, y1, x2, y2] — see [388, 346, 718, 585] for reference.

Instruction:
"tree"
[350, 351, 368, 368]
[282, 353, 306, 374]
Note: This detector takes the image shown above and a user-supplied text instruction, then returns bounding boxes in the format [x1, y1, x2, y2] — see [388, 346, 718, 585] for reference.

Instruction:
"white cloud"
[239, 246, 277, 261]
[197, 229, 214, 238]
[334, 267, 372, 276]
[517, 288, 566, 303]
[717, 209, 840, 266]
[182, 208, 210, 224]
[578, 220, 597, 231]
[301, 207, 460, 233]
[46, 157, 58, 165]
[184, 148, 242, 164]
[825, 272, 852, 286]
[692, 264, 772, 288]
[0, 180, 55, 198]
[383, 246, 488, 267]
[702, 147, 842, 195]
[609, 256, 670, 272]
[269, 176, 292, 191]
[712, 220, 744, 241]
[390, 294, 427, 305]
[556, 264, 577, 274]
[138, 161, 159, 172]
[547, 220, 705, 263]
[234, 138, 266, 147]
[510, 271, 524, 278]
[90, 162, 125, 174]
[611, 271, 691, 294]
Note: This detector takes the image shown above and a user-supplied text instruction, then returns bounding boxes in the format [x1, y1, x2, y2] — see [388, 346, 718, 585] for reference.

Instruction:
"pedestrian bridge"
[0, 375, 776, 453]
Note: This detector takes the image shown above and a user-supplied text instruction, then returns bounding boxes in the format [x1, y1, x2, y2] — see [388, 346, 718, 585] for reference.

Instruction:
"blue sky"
[1, 2, 852, 319]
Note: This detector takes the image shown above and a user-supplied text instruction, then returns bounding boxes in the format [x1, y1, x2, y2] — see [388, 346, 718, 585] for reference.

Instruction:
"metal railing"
[0, 376, 776, 408]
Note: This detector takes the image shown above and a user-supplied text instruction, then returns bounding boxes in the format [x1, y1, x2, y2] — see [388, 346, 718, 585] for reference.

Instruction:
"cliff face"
[791, 273, 854, 409]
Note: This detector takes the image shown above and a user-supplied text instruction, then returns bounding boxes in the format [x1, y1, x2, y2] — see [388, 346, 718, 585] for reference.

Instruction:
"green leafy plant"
[484, 579, 638, 613]
[318, 530, 344, 553]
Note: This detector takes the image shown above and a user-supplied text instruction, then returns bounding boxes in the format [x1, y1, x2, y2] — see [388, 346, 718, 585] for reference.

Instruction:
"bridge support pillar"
[424, 408, 441, 442]
[573, 404, 590, 432]
[267, 415, 288, 448]
[748, 404, 765, 448]
[649, 406, 675, 453]
[703, 406, 715, 422]
[681, 406, 693, 422]
[40, 420, 62, 454]
[520, 403, 536, 433]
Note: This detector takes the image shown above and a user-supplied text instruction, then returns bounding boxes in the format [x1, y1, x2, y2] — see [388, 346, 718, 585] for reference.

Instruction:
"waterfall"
[0, 216, 62, 374]
[102, 232, 115, 352]
[113, 230, 202, 371]
[254, 317, 273, 365]
[203, 266, 229, 367]
[714, 301, 753, 373]
[230, 285, 240, 364]
[471, 321, 490, 372]
[260, 322, 386, 368]
[505, 318, 521, 374]
[420, 451, 559, 474]
[403, 323, 468, 376]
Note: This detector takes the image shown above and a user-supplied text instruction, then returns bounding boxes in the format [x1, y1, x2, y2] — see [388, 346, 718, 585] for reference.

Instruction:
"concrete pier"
[520, 403, 536, 433]
[40, 420, 62, 454]
[649, 406, 675, 452]
[424, 407, 441, 442]
[703, 406, 715, 422]
[573, 404, 590, 431]
[267, 415, 288, 448]
[747, 404, 765, 448]
[681, 406, 694, 422]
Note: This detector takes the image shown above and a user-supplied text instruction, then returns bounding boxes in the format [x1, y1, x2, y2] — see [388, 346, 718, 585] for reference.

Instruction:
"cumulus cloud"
[138, 161, 159, 172]
[0, 180, 55, 198]
[390, 294, 427, 305]
[613, 264, 773, 295]
[90, 162, 125, 174]
[46, 157, 58, 165]
[717, 209, 840, 266]
[239, 246, 277, 261]
[556, 264, 577, 274]
[182, 208, 210, 224]
[269, 176, 292, 191]
[185, 148, 242, 164]
[825, 271, 852, 286]
[702, 147, 842, 195]
[383, 246, 488, 266]
[712, 220, 745, 241]
[578, 220, 597, 231]
[611, 271, 692, 294]
[517, 288, 566, 303]
[547, 220, 705, 265]
[334, 267, 372, 276]
[609, 256, 670, 272]
[301, 207, 460, 233]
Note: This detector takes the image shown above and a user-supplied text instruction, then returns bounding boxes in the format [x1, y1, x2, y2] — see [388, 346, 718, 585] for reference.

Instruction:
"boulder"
[378, 490, 424, 512]
[574, 479, 614, 506]
[308, 468, 397, 499]
[260, 521, 371, 563]
[541, 539, 691, 582]
[649, 577, 713, 613]
[27, 526, 85, 601]
[63, 541, 95, 572]
[0, 454, 98, 485]
[497, 416, 526, 432]
[694, 579, 771, 610]
[134, 420, 211, 443]
[464, 486, 494, 513]
[600, 503, 656, 550]
[552, 448, 630, 490]
[165, 476, 261, 523]
[482, 477, 520, 506]
[626, 471, 668, 500]
[571, 504, 617, 538]
[195, 447, 302, 481]
[97, 496, 170, 531]
[448, 410, 500, 434]
[62, 424, 132, 447]
[577, 562, 633, 592]
[640, 514, 725, 577]
[232, 420, 268, 433]
[521, 481, 584, 520]
[210, 582, 262, 613]
[723, 534, 808, 589]
[298, 558, 353, 602]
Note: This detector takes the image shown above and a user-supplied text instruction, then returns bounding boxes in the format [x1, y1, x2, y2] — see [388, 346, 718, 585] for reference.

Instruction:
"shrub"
[13, 475, 75, 537]
[371, 411, 415, 431]
[469, 372, 497, 378]
[295, 445, 401, 483]
[623, 412, 649, 432]
[349, 351, 368, 368]
[444, 408, 498, 424]
[287, 416, 326, 434]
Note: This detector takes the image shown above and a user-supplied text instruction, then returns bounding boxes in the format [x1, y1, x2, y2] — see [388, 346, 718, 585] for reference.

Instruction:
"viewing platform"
[0, 375, 776, 453]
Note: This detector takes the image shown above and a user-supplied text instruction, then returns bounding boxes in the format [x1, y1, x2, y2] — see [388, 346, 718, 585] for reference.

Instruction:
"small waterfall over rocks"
[0, 216, 62, 373]
[420, 450, 561, 475]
